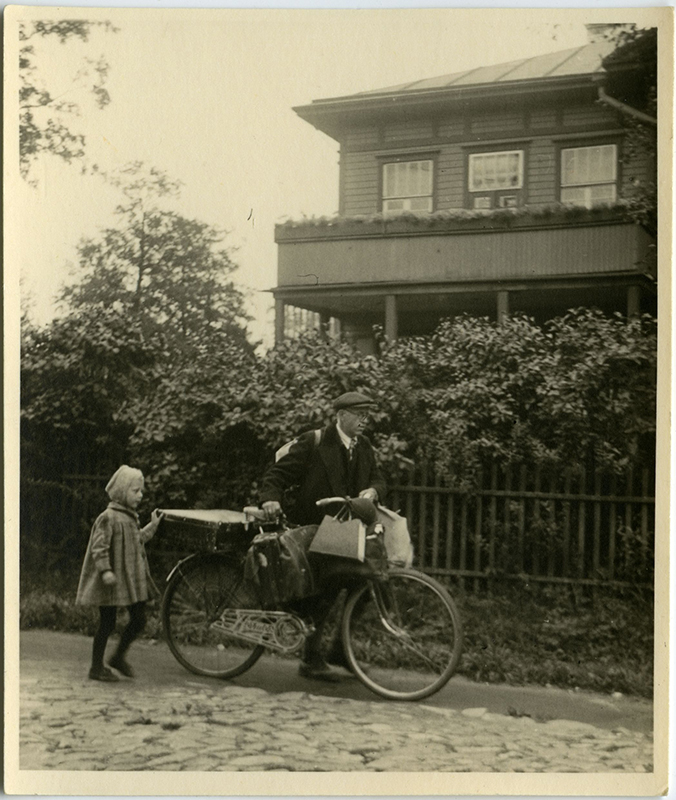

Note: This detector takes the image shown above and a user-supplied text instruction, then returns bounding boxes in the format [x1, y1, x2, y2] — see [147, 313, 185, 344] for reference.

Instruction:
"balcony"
[273, 206, 654, 347]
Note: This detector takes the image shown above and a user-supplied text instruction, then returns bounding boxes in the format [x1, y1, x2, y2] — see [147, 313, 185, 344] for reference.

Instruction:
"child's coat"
[76, 502, 158, 607]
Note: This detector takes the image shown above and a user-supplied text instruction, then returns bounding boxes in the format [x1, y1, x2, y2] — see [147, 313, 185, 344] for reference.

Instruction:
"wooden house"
[273, 30, 656, 352]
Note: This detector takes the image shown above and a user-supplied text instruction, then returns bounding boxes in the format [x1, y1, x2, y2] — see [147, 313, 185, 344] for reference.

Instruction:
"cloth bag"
[244, 527, 316, 608]
[376, 506, 414, 567]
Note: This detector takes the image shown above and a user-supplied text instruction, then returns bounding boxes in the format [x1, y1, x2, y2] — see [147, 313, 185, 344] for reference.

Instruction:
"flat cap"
[334, 391, 377, 411]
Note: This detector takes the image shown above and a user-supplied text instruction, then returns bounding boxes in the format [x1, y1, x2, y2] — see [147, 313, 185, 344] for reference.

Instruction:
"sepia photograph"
[3, 5, 673, 795]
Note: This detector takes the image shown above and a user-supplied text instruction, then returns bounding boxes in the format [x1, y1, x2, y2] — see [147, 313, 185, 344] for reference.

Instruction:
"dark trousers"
[91, 602, 146, 669]
[288, 582, 350, 665]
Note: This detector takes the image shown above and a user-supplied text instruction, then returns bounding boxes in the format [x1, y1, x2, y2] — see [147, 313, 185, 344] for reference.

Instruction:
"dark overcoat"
[260, 422, 386, 525]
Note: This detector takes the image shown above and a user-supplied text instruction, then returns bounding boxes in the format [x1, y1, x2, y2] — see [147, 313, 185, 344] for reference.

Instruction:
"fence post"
[517, 466, 526, 575]
[473, 469, 483, 592]
[547, 473, 556, 578]
[577, 467, 587, 580]
[418, 465, 428, 569]
[432, 472, 441, 572]
[562, 470, 571, 577]
[625, 467, 634, 578]
[609, 474, 617, 581]
[641, 468, 649, 572]
[445, 490, 455, 577]
[488, 463, 497, 594]
[532, 467, 541, 578]
[459, 494, 468, 592]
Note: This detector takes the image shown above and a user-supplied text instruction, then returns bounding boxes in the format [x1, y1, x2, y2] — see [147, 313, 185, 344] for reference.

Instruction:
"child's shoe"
[88, 666, 119, 682]
[109, 654, 135, 678]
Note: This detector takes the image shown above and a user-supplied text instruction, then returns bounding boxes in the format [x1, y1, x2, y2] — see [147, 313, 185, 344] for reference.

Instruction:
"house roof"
[294, 40, 625, 140]
[353, 41, 616, 98]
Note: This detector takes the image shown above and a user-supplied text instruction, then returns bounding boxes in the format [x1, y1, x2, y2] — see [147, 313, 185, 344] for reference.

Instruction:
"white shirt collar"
[336, 421, 355, 449]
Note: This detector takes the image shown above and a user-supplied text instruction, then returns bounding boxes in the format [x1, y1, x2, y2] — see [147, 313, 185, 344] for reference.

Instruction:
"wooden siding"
[562, 103, 619, 128]
[342, 151, 379, 216]
[529, 108, 558, 130]
[437, 116, 465, 139]
[436, 148, 465, 209]
[277, 222, 646, 287]
[527, 139, 556, 205]
[337, 97, 652, 214]
[470, 110, 526, 137]
[383, 119, 434, 143]
[344, 126, 380, 149]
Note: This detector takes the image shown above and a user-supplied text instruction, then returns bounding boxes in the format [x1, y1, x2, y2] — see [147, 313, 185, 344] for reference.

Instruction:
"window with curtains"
[467, 149, 524, 209]
[560, 144, 618, 208]
[382, 159, 433, 214]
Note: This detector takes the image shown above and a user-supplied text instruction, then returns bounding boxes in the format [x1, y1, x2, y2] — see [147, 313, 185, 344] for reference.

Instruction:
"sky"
[12, 8, 636, 344]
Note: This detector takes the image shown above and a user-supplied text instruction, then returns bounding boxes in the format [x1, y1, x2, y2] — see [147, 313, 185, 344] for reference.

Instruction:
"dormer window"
[467, 149, 524, 209]
[382, 159, 433, 214]
[560, 144, 618, 208]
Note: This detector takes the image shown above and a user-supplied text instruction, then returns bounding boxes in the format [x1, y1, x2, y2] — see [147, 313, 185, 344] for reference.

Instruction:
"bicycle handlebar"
[315, 496, 349, 508]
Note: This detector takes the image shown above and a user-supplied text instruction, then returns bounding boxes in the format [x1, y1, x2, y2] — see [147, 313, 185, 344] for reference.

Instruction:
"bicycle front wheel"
[162, 554, 264, 679]
[342, 568, 463, 701]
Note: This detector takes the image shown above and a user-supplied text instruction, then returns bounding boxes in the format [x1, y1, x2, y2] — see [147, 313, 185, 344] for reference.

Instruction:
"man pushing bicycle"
[259, 391, 386, 681]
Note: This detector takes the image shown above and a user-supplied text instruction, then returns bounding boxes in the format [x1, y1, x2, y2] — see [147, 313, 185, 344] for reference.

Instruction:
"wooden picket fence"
[21, 463, 655, 592]
[390, 464, 655, 591]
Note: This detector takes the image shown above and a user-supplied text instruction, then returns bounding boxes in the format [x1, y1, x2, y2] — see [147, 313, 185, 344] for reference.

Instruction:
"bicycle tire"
[342, 567, 463, 701]
[162, 553, 265, 679]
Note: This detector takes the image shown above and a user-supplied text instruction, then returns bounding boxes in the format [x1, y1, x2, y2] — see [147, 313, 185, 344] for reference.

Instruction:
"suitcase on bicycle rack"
[157, 509, 255, 554]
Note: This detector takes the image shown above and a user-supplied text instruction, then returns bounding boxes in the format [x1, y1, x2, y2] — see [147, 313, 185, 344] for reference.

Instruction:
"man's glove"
[262, 500, 282, 520]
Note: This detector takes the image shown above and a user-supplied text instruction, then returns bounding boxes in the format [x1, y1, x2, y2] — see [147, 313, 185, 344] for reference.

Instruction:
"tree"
[601, 28, 657, 244]
[21, 305, 158, 477]
[60, 163, 253, 352]
[19, 19, 117, 182]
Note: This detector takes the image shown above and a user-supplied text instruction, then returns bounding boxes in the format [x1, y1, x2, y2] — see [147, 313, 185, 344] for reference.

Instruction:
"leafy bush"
[21, 308, 656, 562]
[456, 585, 653, 697]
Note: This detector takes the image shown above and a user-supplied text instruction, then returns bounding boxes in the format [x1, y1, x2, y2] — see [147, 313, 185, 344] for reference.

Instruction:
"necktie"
[348, 439, 356, 461]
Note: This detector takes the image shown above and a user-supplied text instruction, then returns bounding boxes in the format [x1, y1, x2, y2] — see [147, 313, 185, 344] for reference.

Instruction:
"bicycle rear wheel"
[162, 554, 264, 679]
[342, 568, 463, 701]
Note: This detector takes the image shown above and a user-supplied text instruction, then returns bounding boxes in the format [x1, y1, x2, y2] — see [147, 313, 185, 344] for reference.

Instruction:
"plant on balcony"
[277, 201, 635, 235]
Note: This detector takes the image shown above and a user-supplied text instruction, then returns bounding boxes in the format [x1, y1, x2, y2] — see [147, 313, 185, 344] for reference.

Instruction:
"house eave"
[294, 74, 604, 141]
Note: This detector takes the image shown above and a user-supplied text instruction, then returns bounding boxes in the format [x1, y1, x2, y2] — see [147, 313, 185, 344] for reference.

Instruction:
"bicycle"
[160, 498, 463, 701]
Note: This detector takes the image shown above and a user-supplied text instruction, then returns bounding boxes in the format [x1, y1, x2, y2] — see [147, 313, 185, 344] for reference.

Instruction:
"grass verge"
[19, 566, 653, 698]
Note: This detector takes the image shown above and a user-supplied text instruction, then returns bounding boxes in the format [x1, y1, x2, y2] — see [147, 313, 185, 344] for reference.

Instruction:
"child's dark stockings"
[92, 602, 147, 670]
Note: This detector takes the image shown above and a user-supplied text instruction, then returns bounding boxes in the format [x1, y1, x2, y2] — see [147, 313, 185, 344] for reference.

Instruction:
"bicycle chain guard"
[210, 609, 314, 654]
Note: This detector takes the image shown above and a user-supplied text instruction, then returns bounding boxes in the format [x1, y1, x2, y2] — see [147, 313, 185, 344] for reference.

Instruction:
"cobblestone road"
[20, 665, 653, 773]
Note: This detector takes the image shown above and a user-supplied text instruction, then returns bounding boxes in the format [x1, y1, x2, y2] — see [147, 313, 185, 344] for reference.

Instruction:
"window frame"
[463, 144, 528, 210]
[378, 153, 437, 215]
[557, 139, 621, 209]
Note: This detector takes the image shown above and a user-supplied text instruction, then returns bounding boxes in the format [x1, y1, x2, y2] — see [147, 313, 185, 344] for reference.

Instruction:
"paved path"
[19, 631, 653, 772]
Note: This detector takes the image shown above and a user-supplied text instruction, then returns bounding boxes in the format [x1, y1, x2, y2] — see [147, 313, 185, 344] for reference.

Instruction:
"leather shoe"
[298, 661, 341, 682]
[89, 666, 119, 682]
[327, 647, 371, 677]
[109, 655, 135, 678]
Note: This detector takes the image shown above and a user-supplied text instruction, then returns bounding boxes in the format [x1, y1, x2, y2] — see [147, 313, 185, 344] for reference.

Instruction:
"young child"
[76, 465, 163, 682]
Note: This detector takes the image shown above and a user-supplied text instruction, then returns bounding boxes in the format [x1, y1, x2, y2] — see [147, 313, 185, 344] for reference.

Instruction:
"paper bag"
[308, 516, 366, 561]
[376, 506, 414, 567]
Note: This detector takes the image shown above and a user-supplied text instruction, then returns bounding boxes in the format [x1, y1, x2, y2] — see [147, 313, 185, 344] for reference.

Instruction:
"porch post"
[497, 291, 510, 324]
[385, 294, 398, 341]
[319, 312, 331, 339]
[274, 297, 285, 344]
[627, 285, 641, 318]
